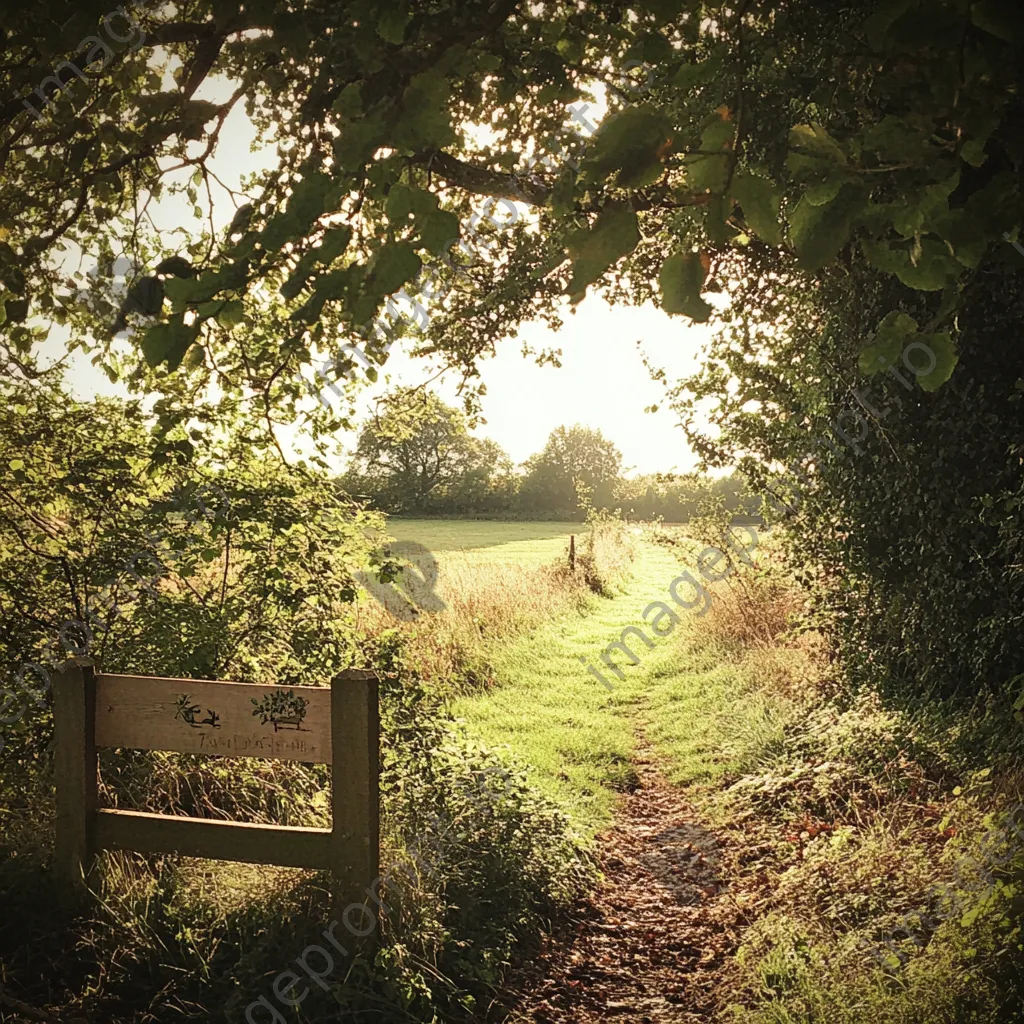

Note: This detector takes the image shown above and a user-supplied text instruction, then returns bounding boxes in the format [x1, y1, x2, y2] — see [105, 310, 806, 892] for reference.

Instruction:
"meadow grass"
[449, 540, 795, 841]
[386, 518, 581, 563]
[0, 520, 632, 1024]
[357, 519, 623, 695]
[4, 518, 1019, 1023]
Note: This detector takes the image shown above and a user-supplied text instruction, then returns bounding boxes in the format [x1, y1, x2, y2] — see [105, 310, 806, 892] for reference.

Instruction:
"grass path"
[453, 539, 759, 1021]
[452, 540, 768, 843]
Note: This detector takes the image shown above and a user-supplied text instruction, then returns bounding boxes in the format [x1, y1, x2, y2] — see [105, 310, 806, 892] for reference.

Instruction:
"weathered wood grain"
[331, 672, 380, 922]
[94, 674, 332, 763]
[95, 808, 333, 869]
[54, 666, 380, 913]
[53, 660, 98, 899]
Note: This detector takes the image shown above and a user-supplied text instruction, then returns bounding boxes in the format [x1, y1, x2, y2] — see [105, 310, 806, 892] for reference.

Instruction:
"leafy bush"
[0, 386, 594, 1022]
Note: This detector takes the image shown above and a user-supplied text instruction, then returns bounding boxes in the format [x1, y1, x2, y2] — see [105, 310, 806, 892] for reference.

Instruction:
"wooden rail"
[93, 810, 335, 869]
[53, 661, 379, 921]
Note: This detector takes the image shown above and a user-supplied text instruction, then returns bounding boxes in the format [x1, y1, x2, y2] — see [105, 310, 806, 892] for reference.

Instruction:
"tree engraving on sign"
[250, 689, 309, 732]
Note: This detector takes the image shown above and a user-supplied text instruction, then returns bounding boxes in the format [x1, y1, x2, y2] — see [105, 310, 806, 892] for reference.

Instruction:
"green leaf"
[551, 170, 576, 217]
[311, 267, 354, 304]
[556, 35, 585, 62]
[861, 114, 932, 162]
[259, 210, 305, 254]
[788, 123, 848, 166]
[226, 203, 254, 238]
[891, 171, 959, 238]
[332, 83, 363, 120]
[582, 106, 674, 189]
[408, 187, 440, 218]
[659, 251, 712, 322]
[861, 237, 905, 275]
[164, 270, 223, 306]
[316, 226, 353, 265]
[672, 54, 723, 91]
[804, 180, 844, 207]
[9, 458, 25, 471]
[687, 110, 734, 194]
[704, 194, 736, 245]
[286, 171, 333, 228]
[565, 204, 641, 302]
[377, 4, 411, 44]
[915, 331, 958, 391]
[123, 275, 165, 316]
[862, 237, 960, 290]
[394, 70, 455, 152]
[179, 100, 220, 140]
[897, 245, 960, 290]
[786, 150, 827, 184]
[141, 320, 199, 371]
[417, 210, 460, 256]
[386, 184, 415, 224]
[859, 310, 918, 373]
[624, 30, 675, 66]
[960, 138, 988, 167]
[366, 242, 422, 298]
[184, 345, 206, 371]
[333, 113, 388, 171]
[789, 183, 866, 270]
[215, 299, 244, 327]
[155, 256, 196, 278]
[732, 171, 782, 245]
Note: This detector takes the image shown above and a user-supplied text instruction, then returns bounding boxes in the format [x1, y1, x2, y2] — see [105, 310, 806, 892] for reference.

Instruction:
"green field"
[386, 518, 585, 568]
[446, 539, 768, 842]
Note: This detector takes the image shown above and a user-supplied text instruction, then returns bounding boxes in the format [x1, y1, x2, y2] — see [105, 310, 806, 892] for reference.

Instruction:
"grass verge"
[635, 529, 1024, 1024]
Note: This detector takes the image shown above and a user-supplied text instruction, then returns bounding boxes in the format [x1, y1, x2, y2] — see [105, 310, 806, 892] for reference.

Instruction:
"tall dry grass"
[356, 523, 636, 694]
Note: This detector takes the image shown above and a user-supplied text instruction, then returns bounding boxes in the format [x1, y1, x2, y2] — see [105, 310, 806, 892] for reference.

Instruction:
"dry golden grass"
[702, 568, 804, 650]
[355, 523, 636, 693]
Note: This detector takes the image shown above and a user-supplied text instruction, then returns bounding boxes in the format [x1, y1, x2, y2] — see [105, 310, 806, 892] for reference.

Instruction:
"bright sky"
[359, 300, 713, 475]
[49, 62, 719, 477]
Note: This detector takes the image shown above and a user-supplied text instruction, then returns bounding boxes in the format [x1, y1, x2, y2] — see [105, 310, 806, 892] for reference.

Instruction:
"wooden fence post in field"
[53, 659, 98, 901]
[52, 662, 380, 938]
[569, 534, 576, 571]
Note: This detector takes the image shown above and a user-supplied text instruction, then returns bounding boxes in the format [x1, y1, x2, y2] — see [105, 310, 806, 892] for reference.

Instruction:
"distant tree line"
[341, 389, 760, 521]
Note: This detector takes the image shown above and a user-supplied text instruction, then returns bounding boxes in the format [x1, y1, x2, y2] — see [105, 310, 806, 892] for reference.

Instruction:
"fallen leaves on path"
[500, 743, 743, 1023]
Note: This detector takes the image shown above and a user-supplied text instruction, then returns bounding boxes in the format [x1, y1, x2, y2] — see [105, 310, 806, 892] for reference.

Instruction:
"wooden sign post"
[53, 661, 379, 920]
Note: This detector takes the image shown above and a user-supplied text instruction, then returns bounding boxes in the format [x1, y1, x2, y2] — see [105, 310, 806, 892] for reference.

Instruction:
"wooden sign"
[94, 674, 332, 763]
[52, 661, 380, 927]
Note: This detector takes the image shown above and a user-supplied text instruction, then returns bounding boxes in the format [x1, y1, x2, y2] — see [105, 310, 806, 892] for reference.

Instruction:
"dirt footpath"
[501, 742, 743, 1023]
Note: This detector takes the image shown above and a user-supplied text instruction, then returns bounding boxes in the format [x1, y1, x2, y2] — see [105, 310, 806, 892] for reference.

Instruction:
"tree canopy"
[343, 386, 514, 512]
[4, 0, 1024, 717]
[4, 0, 1023, 460]
[519, 424, 623, 517]
[341, 391, 761, 519]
